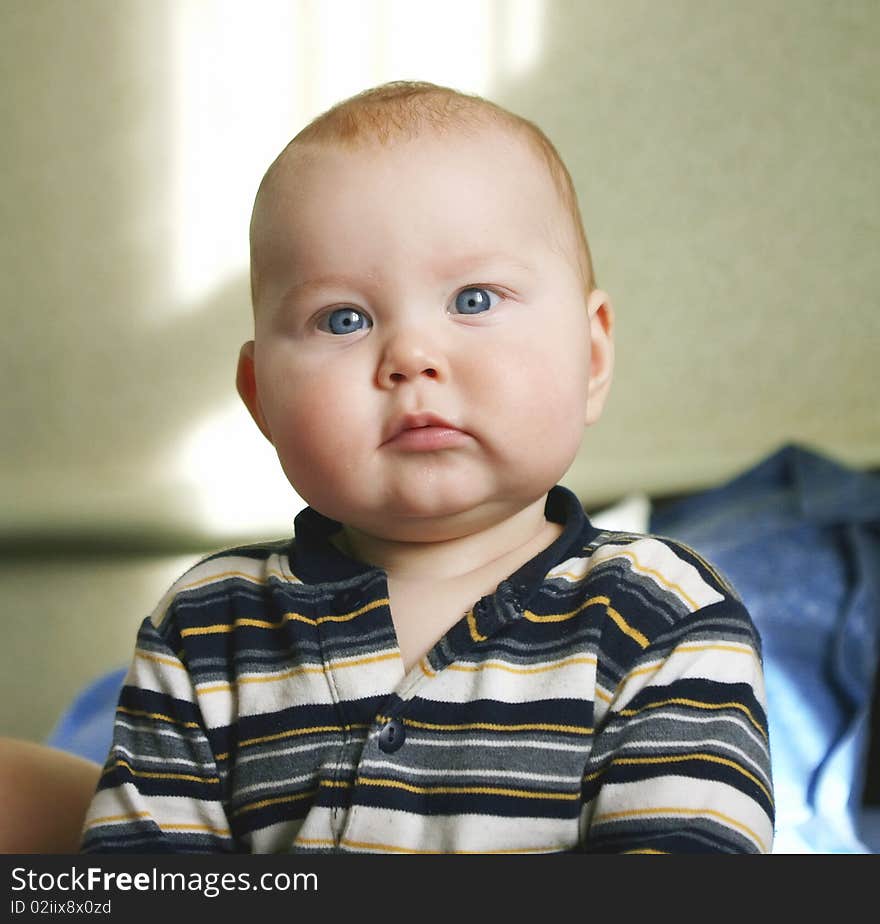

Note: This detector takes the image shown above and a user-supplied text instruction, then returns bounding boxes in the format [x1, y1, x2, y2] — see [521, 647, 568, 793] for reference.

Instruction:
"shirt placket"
[336, 591, 519, 852]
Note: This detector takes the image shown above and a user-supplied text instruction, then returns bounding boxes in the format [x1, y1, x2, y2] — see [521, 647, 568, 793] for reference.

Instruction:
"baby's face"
[241, 124, 610, 542]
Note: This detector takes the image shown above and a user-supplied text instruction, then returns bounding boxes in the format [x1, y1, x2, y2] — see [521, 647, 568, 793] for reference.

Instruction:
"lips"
[381, 412, 470, 451]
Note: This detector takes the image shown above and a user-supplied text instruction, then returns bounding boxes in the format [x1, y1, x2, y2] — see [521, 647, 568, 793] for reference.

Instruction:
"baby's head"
[238, 81, 614, 543]
[250, 81, 598, 310]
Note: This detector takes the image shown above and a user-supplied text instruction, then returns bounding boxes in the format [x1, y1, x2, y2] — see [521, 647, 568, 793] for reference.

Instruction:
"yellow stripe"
[231, 788, 317, 817]
[444, 655, 597, 676]
[375, 715, 592, 736]
[356, 777, 579, 801]
[87, 813, 232, 837]
[136, 651, 186, 671]
[545, 565, 589, 582]
[605, 602, 650, 649]
[585, 752, 771, 804]
[116, 706, 200, 730]
[523, 599, 594, 623]
[160, 822, 232, 835]
[105, 758, 218, 785]
[623, 848, 668, 854]
[607, 548, 699, 610]
[295, 837, 338, 848]
[337, 838, 562, 855]
[287, 597, 390, 626]
[525, 596, 650, 649]
[619, 696, 767, 741]
[180, 598, 390, 638]
[182, 619, 275, 637]
[465, 608, 487, 642]
[177, 568, 289, 593]
[237, 723, 369, 749]
[195, 651, 400, 695]
[227, 776, 352, 816]
[592, 805, 769, 854]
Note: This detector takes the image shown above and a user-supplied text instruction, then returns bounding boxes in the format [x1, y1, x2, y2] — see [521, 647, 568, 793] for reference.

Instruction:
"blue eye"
[321, 307, 371, 335]
[451, 287, 498, 315]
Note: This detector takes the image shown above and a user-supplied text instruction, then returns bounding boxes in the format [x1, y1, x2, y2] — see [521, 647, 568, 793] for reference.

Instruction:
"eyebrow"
[283, 254, 533, 302]
[434, 253, 534, 278]
[282, 272, 377, 301]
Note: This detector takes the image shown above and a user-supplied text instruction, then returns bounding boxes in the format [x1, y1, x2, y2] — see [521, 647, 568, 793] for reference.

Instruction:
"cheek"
[476, 325, 590, 431]
[258, 363, 365, 472]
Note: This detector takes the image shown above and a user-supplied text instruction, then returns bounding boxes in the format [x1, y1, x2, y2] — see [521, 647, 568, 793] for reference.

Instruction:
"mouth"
[381, 412, 470, 452]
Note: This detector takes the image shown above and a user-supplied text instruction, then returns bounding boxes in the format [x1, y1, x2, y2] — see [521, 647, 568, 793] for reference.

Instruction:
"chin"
[383, 495, 480, 531]
[327, 489, 480, 542]
[375, 483, 548, 542]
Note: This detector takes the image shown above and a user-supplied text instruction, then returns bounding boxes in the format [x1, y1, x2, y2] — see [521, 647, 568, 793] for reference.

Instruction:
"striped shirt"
[80, 485, 774, 854]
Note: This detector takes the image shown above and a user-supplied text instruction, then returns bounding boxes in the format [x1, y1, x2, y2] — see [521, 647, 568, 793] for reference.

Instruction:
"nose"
[376, 326, 448, 389]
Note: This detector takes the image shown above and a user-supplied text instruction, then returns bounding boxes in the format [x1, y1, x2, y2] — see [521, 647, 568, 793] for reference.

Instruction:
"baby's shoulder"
[584, 528, 739, 601]
[148, 538, 297, 632]
[542, 528, 751, 649]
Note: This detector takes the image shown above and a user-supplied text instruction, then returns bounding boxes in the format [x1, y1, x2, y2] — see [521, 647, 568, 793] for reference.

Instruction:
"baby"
[80, 81, 774, 854]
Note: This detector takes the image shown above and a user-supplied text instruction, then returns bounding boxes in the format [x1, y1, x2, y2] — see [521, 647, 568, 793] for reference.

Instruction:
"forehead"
[252, 125, 566, 278]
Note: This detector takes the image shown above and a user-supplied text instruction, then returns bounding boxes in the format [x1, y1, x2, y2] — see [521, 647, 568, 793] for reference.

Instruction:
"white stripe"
[358, 759, 579, 786]
[246, 817, 307, 854]
[407, 735, 588, 753]
[328, 650, 406, 702]
[84, 786, 231, 838]
[149, 551, 298, 629]
[545, 554, 590, 582]
[110, 745, 207, 771]
[115, 717, 202, 743]
[583, 775, 773, 853]
[234, 771, 328, 799]
[417, 655, 596, 705]
[338, 806, 578, 853]
[235, 738, 357, 766]
[585, 537, 724, 611]
[606, 641, 765, 713]
[612, 736, 772, 789]
[619, 709, 768, 761]
[128, 651, 195, 704]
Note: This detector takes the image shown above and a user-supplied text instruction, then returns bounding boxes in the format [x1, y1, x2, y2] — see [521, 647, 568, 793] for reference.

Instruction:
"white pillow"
[588, 494, 652, 534]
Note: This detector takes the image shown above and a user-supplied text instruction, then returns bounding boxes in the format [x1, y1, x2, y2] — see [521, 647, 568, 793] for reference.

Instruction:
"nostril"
[423, 368, 437, 378]
[390, 372, 406, 382]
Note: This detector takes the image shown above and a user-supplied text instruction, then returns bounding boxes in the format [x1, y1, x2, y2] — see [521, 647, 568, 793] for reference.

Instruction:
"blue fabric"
[650, 443, 880, 853]
[46, 666, 126, 766]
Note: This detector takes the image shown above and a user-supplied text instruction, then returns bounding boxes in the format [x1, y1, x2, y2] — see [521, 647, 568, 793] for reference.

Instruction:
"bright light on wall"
[175, 400, 306, 538]
[503, 0, 543, 77]
[171, 0, 301, 311]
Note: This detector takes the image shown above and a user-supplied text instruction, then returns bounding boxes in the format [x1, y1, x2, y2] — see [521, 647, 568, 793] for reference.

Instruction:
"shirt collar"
[288, 485, 599, 594]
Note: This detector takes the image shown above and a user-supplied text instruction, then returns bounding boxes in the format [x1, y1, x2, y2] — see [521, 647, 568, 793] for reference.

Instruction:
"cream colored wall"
[2, 0, 877, 743]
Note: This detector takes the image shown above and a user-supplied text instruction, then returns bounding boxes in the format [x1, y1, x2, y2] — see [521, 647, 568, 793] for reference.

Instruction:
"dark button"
[378, 718, 406, 753]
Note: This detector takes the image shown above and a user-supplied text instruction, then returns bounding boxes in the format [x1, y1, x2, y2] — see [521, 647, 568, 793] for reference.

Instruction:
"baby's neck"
[338, 495, 564, 673]
[339, 495, 561, 584]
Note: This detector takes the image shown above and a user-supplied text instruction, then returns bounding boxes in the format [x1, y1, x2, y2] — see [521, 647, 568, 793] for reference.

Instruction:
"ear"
[236, 341, 274, 443]
[585, 289, 615, 427]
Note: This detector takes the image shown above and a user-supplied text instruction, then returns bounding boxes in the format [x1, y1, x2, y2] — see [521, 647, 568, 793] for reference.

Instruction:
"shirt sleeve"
[79, 613, 236, 853]
[579, 548, 775, 853]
